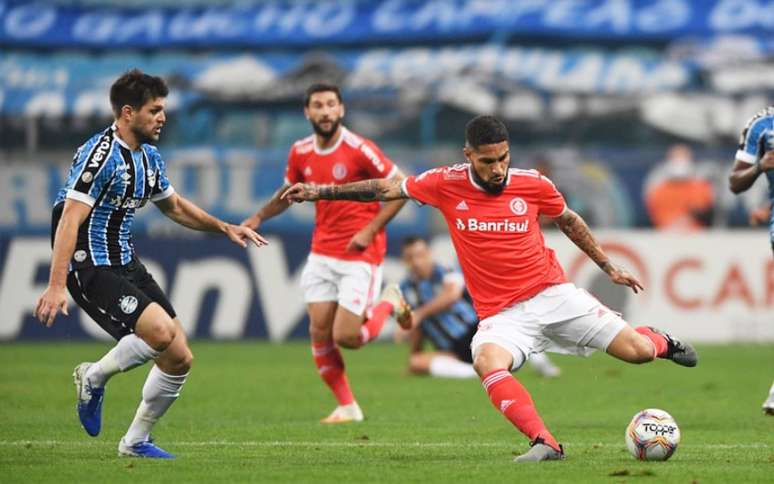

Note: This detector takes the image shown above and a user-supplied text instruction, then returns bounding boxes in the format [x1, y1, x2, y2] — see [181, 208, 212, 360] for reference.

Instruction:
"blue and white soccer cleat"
[73, 362, 104, 437]
[118, 438, 175, 459]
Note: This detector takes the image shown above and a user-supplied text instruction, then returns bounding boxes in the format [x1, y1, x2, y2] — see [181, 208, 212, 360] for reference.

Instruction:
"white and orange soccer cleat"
[320, 402, 364, 424]
[379, 284, 413, 330]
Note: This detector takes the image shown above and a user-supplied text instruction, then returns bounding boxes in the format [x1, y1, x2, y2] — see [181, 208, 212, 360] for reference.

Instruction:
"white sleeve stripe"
[283, 176, 292, 185]
[735, 150, 758, 164]
[151, 185, 175, 202]
[442, 271, 465, 288]
[385, 165, 399, 179]
[66, 189, 95, 207]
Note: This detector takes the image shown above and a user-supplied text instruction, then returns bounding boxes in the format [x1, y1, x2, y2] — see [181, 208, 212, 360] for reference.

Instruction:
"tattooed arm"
[282, 177, 408, 203]
[552, 209, 644, 293]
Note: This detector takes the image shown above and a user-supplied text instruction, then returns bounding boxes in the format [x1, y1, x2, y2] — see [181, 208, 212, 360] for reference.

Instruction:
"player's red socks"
[481, 369, 560, 452]
[358, 301, 392, 345]
[312, 342, 354, 405]
[635, 326, 668, 358]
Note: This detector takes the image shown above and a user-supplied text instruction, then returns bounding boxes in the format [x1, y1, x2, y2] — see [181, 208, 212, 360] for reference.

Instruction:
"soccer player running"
[398, 235, 560, 379]
[34, 70, 267, 458]
[728, 105, 774, 416]
[283, 115, 698, 461]
[241, 83, 411, 423]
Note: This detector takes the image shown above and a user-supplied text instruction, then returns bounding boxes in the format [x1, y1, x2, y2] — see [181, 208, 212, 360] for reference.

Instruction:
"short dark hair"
[401, 235, 428, 250]
[465, 115, 509, 149]
[304, 82, 342, 106]
[110, 69, 169, 117]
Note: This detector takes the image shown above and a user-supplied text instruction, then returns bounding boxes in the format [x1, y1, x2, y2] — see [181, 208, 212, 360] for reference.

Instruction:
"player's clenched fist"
[282, 183, 321, 203]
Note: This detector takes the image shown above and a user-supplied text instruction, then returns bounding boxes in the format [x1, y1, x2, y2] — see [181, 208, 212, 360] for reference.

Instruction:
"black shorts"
[426, 325, 477, 364]
[66, 259, 176, 341]
[450, 328, 476, 364]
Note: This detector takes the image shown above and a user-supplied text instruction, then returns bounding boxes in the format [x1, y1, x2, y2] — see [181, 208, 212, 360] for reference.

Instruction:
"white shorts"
[300, 253, 383, 316]
[470, 283, 627, 370]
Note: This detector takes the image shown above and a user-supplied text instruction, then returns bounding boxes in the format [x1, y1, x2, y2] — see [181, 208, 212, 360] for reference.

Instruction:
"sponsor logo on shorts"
[509, 197, 527, 215]
[119, 295, 138, 314]
[455, 218, 529, 233]
[81, 172, 93, 183]
[73, 250, 88, 263]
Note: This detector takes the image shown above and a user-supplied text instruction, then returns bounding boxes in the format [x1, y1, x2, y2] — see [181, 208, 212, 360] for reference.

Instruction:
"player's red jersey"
[402, 163, 568, 319]
[285, 127, 398, 264]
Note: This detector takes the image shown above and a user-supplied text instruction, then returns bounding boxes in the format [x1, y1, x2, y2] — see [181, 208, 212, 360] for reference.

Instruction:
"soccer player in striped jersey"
[283, 115, 698, 462]
[34, 70, 267, 458]
[728, 105, 774, 416]
[397, 236, 560, 379]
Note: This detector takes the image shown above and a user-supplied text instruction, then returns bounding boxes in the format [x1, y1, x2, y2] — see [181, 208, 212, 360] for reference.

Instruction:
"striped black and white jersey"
[736, 106, 774, 241]
[400, 264, 479, 351]
[53, 124, 174, 269]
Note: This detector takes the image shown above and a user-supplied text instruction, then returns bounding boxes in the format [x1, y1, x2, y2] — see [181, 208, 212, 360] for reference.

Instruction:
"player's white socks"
[85, 334, 161, 388]
[769, 381, 774, 398]
[123, 365, 188, 445]
[429, 355, 478, 379]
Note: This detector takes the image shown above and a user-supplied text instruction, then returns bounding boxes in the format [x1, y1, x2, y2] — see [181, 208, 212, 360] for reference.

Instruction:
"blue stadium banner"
[1, 0, 772, 48]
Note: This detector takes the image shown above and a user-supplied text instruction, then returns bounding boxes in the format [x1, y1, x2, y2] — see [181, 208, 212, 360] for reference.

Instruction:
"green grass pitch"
[1, 342, 772, 483]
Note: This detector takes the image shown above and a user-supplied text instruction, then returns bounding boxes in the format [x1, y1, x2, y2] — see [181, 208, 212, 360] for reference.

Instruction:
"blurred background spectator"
[644, 144, 715, 231]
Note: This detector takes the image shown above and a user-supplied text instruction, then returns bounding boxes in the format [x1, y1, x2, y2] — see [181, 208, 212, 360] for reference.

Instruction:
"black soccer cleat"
[649, 327, 698, 367]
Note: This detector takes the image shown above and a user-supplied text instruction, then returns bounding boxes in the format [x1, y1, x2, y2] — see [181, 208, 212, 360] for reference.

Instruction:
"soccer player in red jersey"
[242, 83, 411, 423]
[282, 115, 698, 460]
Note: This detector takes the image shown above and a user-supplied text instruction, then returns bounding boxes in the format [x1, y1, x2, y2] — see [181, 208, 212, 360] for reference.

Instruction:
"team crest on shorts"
[119, 295, 139, 314]
[332, 163, 347, 180]
[509, 197, 528, 216]
[73, 250, 88, 263]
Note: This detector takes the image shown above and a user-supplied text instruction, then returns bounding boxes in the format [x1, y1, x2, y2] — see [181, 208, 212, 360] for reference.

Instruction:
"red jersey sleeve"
[284, 146, 302, 185]
[538, 175, 567, 217]
[402, 167, 443, 207]
[359, 139, 397, 179]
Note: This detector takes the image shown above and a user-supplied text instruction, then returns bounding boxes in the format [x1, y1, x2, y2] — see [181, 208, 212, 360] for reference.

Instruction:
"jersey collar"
[314, 126, 347, 155]
[111, 123, 135, 151]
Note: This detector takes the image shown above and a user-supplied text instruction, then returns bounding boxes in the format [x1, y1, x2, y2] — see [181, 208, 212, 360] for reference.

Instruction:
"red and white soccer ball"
[625, 408, 681, 461]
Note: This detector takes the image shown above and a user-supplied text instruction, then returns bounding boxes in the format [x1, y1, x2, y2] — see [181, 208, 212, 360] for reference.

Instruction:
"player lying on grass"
[282, 115, 698, 462]
[396, 235, 560, 379]
[34, 70, 266, 458]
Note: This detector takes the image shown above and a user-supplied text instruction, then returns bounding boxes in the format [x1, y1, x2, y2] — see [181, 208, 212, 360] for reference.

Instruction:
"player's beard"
[471, 163, 509, 194]
[311, 117, 341, 140]
[131, 124, 158, 145]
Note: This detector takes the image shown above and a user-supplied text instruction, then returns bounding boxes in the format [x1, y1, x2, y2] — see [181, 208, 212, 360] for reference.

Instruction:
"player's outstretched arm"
[155, 193, 268, 248]
[241, 183, 293, 230]
[34, 199, 90, 327]
[729, 151, 774, 194]
[347, 171, 409, 252]
[552, 209, 644, 294]
[282, 177, 408, 203]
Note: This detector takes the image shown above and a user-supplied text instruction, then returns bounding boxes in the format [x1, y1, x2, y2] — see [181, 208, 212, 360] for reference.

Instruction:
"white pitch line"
[0, 441, 769, 449]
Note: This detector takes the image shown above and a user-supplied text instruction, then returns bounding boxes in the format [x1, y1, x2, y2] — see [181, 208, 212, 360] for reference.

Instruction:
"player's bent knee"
[136, 315, 176, 351]
[333, 332, 361, 349]
[472, 343, 516, 376]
